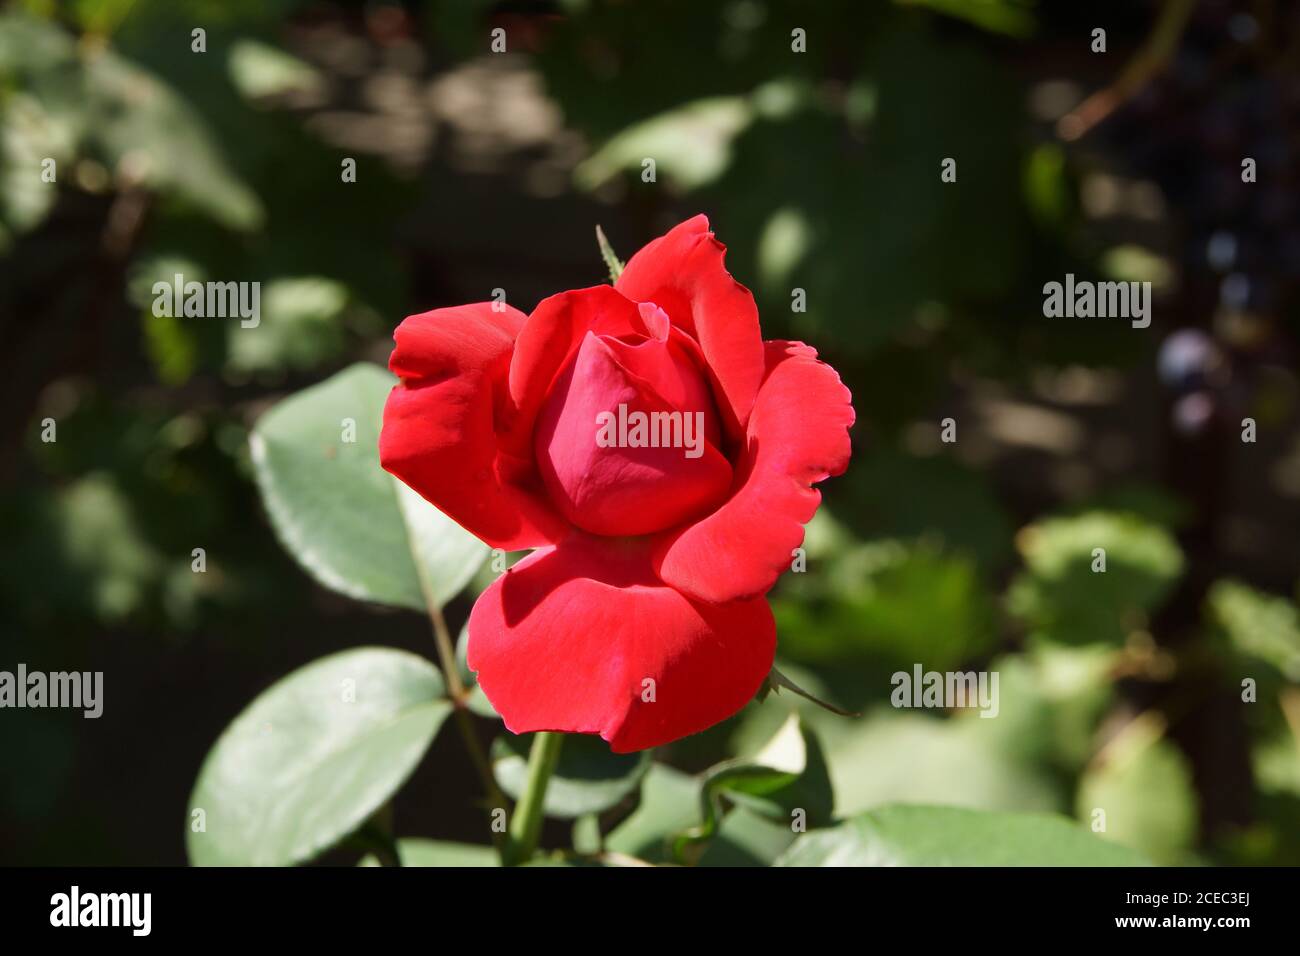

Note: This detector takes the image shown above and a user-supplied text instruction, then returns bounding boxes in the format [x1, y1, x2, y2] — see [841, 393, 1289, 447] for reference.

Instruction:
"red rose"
[380, 216, 854, 751]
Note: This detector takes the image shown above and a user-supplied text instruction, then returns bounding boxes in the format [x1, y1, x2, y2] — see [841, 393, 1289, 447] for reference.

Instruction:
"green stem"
[425, 603, 509, 855]
[503, 732, 564, 865]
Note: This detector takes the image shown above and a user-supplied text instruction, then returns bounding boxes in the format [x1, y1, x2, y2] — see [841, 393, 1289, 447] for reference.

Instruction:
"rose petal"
[380, 303, 569, 550]
[534, 332, 732, 536]
[652, 341, 855, 603]
[467, 534, 776, 752]
[505, 285, 644, 457]
[616, 215, 765, 437]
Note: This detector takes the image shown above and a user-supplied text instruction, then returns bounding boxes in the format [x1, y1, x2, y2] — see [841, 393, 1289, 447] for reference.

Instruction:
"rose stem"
[502, 731, 564, 866]
[426, 600, 509, 854]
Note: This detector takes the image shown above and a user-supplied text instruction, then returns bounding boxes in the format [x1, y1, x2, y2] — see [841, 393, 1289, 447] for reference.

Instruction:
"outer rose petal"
[652, 341, 855, 604]
[616, 215, 765, 437]
[467, 535, 776, 752]
[380, 303, 569, 551]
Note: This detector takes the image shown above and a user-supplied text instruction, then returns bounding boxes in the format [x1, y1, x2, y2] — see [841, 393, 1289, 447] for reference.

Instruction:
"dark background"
[2, 0, 1299, 866]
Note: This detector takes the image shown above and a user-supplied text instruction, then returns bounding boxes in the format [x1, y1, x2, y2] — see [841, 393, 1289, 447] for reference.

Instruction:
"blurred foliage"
[1007, 511, 1185, 646]
[1209, 580, 1300, 681]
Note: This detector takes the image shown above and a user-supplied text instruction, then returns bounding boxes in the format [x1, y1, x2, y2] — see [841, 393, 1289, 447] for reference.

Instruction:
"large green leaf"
[250, 363, 487, 612]
[359, 838, 498, 868]
[777, 805, 1150, 866]
[492, 733, 652, 819]
[187, 647, 451, 866]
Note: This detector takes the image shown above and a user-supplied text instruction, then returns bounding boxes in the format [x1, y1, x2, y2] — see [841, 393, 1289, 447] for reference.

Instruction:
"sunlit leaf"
[777, 804, 1150, 866]
[249, 363, 487, 612]
[187, 647, 452, 866]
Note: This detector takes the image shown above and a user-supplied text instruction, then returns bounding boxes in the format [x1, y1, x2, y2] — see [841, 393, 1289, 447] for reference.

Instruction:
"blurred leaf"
[967, 647, 1116, 771]
[0, 13, 263, 230]
[187, 647, 451, 866]
[572, 814, 602, 855]
[142, 310, 200, 385]
[604, 764, 702, 863]
[821, 710, 1060, 817]
[57, 473, 163, 621]
[85, 49, 264, 230]
[1076, 715, 1198, 865]
[1208, 580, 1300, 680]
[359, 838, 498, 867]
[697, 807, 796, 867]
[756, 205, 813, 291]
[0, 95, 63, 242]
[226, 277, 349, 375]
[249, 363, 487, 612]
[896, 0, 1037, 37]
[227, 39, 321, 100]
[1101, 244, 1175, 291]
[491, 733, 651, 820]
[1023, 142, 1071, 228]
[1254, 730, 1300, 797]
[1008, 511, 1184, 645]
[776, 804, 1149, 866]
[575, 95, 753, 191]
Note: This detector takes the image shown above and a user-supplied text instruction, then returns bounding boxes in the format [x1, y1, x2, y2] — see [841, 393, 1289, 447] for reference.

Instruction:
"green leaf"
[899, 0, 1036, 37]
[187, 647, 452, 866]
[604, 764, 702, 863]
[492, 733, 652, 819]
[227, 40, 323, 101]
[572, 814, 602, 855]
[249, 363, 487, 612]
[1007, 511, 1184, 645]
[575, 96, 754, 191]
[1075, 714, 1199, 865]
[1208, 580, 1300, 680]
[226, 277, 349, 375]
[777, 805, 1151, 866]
[682, 715, 833, 852]
[697, 807, 796, 867]
[816, 710, 1060, 817]
[359, 838, 499, 867]
[85, 49, 265, 231]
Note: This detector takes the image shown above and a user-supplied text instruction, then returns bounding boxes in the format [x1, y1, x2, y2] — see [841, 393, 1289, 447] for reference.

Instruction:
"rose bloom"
[381, 216, 853, 751]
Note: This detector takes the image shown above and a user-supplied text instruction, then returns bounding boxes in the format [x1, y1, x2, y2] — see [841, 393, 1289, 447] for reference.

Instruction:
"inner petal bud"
[534, 331, 732, 537]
